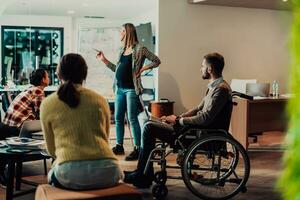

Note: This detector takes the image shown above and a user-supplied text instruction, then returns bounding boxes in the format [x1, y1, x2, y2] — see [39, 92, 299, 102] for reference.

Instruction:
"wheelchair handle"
[232, 91, 253, 101]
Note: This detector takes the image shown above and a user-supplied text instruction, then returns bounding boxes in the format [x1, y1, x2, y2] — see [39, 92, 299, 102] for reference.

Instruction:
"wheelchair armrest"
[173, 124, 207, 139]
[173, 125, 194, 135]
[182, 125, 205, 129]
[173, 124, 232, 138]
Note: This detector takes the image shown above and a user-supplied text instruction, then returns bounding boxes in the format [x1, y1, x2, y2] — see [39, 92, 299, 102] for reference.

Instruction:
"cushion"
[35, 183, 142, 200]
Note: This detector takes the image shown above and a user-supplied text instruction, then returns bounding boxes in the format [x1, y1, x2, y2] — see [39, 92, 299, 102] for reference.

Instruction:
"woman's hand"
[96, 51, 109, 65]
[136, 68, 145, 78]
[136, 66, 150, 77]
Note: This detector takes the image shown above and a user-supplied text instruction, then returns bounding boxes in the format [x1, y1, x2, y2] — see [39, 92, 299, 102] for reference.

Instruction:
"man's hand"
[160, 116, 167, 122]
[165, 115, 177, 124]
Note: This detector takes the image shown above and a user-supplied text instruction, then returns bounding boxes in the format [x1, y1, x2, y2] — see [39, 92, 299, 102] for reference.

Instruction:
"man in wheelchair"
[124, 52, 232, 188]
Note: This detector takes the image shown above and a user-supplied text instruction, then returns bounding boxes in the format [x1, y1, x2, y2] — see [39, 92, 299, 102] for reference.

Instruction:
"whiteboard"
[78, 27, 121, 100]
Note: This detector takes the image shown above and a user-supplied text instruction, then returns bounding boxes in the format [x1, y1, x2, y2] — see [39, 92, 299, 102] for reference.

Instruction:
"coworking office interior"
[0, 0, 293, 199]
[0, 0, 292, 117]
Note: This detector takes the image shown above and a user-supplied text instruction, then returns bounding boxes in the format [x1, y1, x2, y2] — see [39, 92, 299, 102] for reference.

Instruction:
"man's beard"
[202, 70, 210, 80]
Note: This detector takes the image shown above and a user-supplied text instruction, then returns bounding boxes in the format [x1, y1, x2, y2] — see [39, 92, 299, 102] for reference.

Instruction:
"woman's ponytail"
[57, 53, 88, 108]
[57, 81, 80, 108]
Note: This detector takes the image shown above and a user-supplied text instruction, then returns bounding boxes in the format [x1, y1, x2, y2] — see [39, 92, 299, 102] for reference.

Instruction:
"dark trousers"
[0, 123, 20, 180]
[0, 122, 20, 140]
[136, 121, 175, 177]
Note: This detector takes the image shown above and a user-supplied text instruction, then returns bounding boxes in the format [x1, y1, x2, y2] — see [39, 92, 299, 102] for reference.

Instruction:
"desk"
[230, 97, 288, 149]
[0, 147, 45, 200]
[0, 85, 58, 93]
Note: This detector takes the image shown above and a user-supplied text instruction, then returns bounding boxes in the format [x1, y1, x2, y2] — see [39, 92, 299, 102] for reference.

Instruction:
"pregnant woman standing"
[97, 23, 161, 161]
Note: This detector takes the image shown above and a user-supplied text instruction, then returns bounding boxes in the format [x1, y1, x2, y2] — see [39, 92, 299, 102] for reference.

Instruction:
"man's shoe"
[124, 171, 152, 188]
[133, 175, 153, 189]
[125, 146, 140, 161]
[124, 171, 138, 184]
[124, 169, 137, 176]
[112, 144, 125, 155]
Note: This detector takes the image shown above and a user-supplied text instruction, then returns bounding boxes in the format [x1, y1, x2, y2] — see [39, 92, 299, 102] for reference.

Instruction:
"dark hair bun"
[29, 69, 46, 86]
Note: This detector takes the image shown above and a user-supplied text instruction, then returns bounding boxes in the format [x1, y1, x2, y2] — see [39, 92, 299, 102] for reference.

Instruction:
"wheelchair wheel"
[219, 143, 239, 180]
[152, 183, 168, 200]
[154, 171, 167, 184]
[181, 134, 250, 200]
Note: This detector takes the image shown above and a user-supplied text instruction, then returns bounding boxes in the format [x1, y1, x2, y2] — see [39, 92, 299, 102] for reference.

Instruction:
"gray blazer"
[181, 79, 232, 129]
[105, 43, 161, 95]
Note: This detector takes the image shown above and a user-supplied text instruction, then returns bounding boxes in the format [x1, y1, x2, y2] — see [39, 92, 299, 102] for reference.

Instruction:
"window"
[1, 26, 63, 86]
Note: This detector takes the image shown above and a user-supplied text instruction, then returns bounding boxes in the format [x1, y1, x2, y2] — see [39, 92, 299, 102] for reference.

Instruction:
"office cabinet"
[1, 26, 63, 86]
[230, 97, 287, 149]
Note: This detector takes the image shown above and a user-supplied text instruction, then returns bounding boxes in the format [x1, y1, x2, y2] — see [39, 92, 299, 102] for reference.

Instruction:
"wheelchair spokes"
[147, 130, 250, 200]
[181, 135, 250, 200]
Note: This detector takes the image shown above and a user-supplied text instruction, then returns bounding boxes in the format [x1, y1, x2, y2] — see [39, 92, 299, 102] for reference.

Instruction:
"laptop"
[19, 120, 43, 139]
[246, 83, 270, 97]
[231, 79, 257, 94]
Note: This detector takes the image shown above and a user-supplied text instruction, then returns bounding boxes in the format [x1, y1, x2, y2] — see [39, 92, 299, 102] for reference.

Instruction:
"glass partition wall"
[1, 26, 63, 86]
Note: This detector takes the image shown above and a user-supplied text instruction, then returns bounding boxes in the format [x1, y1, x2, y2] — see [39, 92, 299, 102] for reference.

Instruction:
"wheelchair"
[143, 92, 251, 200]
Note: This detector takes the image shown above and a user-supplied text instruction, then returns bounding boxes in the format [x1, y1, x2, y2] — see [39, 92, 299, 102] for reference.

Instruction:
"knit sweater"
[40, 85, 116, 165]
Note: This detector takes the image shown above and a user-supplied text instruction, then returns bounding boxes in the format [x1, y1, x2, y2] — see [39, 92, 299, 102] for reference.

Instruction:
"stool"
[35, 183, 143, 200]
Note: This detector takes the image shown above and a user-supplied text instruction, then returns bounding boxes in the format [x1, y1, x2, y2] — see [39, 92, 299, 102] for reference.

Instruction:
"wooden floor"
[0, 131, 284, 200]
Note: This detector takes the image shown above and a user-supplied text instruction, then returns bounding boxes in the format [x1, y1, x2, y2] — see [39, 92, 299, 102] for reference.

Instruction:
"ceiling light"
[67, 10, 75, 14]
[282, 0, 288, 2]
[84, 16, 105, 19]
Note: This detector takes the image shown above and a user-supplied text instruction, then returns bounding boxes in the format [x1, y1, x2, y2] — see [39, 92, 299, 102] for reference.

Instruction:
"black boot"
[112, 144, 125, 155]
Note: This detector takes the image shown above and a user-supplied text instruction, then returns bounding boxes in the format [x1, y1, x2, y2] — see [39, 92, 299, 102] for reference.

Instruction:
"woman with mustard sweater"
[40, 53, 123, 190]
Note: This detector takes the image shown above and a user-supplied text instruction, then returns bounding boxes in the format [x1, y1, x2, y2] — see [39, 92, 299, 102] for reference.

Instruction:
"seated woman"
[40, 53, 123, 190]
[0, 68, 49, 186]
[1, 68, 49, 139]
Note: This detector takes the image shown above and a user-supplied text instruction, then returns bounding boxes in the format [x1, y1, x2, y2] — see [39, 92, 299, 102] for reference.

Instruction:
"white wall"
[127, 7, 158, 35]
[158, 0, 292, 114]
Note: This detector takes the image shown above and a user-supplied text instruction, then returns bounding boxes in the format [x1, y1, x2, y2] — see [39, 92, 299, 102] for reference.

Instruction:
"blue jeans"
[115, 87, 141, 147]
[48, 159, 123, 190]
